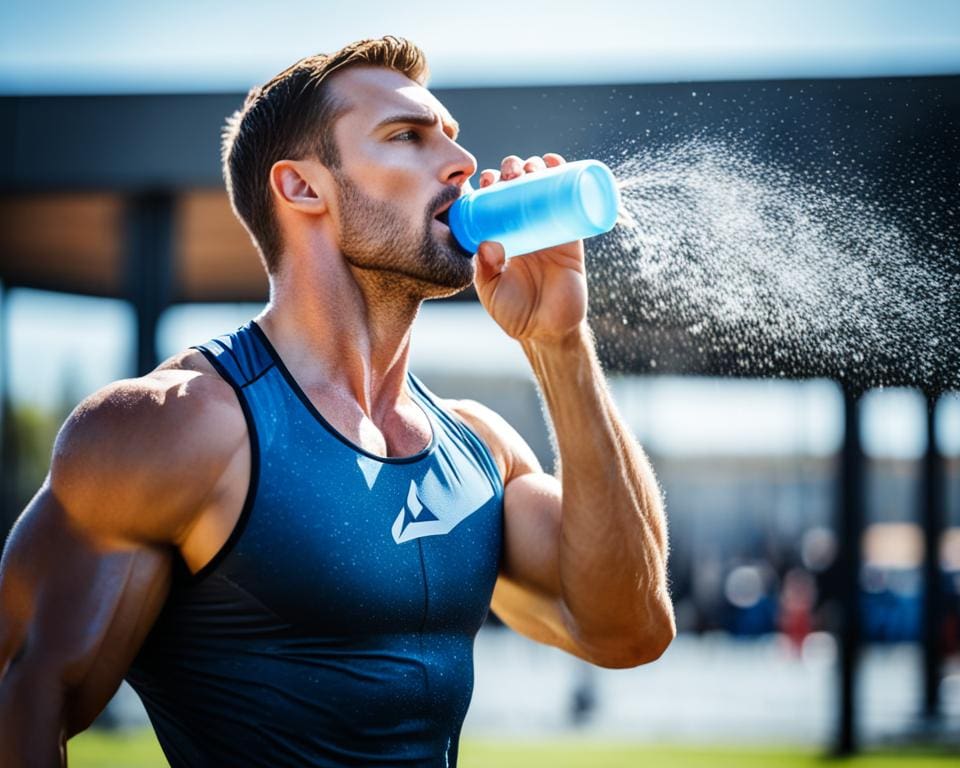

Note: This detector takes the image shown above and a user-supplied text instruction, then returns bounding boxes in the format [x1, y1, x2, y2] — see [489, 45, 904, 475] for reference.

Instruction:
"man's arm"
[466, 151, 675, 669]
[521, 324, 673, 666]
[0, 361, 245, 766]
[0, 485, 173, 765]
[453, 329, 673, 669]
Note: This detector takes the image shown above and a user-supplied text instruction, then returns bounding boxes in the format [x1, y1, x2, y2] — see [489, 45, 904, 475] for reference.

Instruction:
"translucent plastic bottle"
[448, 159, 621, 258]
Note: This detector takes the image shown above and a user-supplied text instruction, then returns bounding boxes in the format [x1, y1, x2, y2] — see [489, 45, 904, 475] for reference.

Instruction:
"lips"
[433, 200, 455, 226]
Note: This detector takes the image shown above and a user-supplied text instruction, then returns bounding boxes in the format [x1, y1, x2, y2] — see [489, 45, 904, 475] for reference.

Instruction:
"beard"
[333, 170, 474, 298]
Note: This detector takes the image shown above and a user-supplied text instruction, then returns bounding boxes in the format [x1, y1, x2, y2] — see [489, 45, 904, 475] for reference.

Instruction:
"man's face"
[326, 67, 478, 296]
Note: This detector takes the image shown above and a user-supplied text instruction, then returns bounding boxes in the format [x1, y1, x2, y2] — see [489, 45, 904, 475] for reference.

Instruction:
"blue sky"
[1, 0, 959, 93]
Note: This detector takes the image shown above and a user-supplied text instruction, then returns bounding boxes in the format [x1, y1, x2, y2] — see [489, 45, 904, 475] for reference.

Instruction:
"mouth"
[432, 198, 456, 227]
[430, 202, 472, 257]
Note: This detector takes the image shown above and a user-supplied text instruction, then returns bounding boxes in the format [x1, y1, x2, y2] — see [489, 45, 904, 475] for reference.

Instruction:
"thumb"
[474, 241, 506, 289]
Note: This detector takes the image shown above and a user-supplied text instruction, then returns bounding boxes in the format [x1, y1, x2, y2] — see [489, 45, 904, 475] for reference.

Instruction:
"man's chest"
[216, 427, 504, 637]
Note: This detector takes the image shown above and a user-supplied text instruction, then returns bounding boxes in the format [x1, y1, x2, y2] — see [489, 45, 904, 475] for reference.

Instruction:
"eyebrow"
[374, 111, 460, 140]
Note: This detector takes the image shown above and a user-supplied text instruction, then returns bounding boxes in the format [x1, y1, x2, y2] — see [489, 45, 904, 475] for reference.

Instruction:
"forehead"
[329, 66, 458, 136]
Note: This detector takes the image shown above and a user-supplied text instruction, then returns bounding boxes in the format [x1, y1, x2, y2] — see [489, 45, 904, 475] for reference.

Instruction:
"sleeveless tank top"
[125, 321, 504, 767]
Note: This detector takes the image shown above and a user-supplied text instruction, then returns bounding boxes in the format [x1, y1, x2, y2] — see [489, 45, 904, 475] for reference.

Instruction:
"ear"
[269, 159, 328, 215]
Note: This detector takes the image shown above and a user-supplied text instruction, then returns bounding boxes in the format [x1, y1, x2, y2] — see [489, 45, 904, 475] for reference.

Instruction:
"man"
[0, 36, 674, 767]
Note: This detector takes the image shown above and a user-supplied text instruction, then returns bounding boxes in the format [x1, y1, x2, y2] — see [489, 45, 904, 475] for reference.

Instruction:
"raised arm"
[466, 152, 675, 669]
[0, 361, 245, 766]
[452, 334, 673, 670]
[520, 327, 673, 666]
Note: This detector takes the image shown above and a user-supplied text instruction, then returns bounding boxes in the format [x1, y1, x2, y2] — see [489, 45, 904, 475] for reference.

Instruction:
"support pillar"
[835, 385, 865, 756]
[921, 392, 945, 721]
[125, 193, 174, 376]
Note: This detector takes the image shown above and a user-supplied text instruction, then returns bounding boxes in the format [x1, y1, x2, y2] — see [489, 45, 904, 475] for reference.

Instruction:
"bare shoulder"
[443, 398, 543, 481]
[50, 347, 246, 544]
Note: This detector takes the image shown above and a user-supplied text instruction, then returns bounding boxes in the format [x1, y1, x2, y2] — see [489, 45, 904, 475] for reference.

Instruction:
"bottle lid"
[576, 161, 620, 233]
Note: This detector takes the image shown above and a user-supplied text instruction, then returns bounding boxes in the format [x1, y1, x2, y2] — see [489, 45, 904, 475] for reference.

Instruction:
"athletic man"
[0, 37, 674, 767]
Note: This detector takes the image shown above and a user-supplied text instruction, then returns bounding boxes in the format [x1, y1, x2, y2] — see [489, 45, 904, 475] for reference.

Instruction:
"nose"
[440, 138, 477, 189]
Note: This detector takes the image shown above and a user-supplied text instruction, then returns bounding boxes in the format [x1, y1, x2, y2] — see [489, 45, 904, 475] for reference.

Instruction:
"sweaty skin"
[0, 65, 674, 765]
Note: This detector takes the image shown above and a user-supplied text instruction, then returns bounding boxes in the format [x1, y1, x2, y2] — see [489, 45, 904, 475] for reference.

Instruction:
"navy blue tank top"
[125, 321, 504, 767]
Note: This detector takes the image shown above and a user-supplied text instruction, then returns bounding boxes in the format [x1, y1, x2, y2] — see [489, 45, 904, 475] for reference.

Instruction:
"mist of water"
[588, 137, 959, 392]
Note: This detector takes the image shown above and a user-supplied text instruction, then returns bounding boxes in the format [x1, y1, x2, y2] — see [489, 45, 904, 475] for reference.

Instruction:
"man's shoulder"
[62, 348, 240, 450]
[443, 398, 508, 438]
[49, 347, 247, 541]
[442, 397, 542, 479]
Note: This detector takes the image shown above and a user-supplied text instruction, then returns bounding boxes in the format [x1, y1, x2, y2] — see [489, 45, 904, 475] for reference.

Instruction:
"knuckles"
[483, 153, 566, 187]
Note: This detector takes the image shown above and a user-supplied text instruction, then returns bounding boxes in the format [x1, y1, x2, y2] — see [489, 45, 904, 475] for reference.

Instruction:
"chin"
[418, 236, 475, 292]
[419, 262, 475, 298]
[451, 239, 474, 259]
[421, 284, 472, 301]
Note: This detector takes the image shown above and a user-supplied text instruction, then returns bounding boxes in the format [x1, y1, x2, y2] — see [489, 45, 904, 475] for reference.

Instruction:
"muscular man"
[0, 36, 674, 767]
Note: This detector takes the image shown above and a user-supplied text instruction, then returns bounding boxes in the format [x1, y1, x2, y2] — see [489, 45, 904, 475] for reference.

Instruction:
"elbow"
[633, 614, 677, 666]
[606, 624, 675, 670]
[582, 609, 677, 670]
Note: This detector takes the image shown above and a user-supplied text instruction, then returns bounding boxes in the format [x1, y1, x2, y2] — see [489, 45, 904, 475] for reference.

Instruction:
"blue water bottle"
[448, 159, 621, 258]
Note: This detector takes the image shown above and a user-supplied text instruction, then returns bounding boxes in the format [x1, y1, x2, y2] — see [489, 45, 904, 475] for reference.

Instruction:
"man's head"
[222, 36, 477, 294]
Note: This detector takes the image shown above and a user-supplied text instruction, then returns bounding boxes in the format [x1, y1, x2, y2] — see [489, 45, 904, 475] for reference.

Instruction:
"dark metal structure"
[922, 394, 947, 723]
[125, 193, 175, 376]
[837, 387, 866, 755]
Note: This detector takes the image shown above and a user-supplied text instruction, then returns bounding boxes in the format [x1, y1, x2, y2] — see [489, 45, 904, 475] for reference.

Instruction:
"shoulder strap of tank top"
[407, 372, 504, 495]
[191, 321, 274, 391]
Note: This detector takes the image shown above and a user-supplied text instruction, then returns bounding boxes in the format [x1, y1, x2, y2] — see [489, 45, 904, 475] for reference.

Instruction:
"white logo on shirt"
[392, 479, 475, 544]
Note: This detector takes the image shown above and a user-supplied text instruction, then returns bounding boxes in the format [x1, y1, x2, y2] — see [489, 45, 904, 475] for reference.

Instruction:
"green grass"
[460, 742, 959, 768]
[67, 728, 959, 768]
[68, 728, 167, 768]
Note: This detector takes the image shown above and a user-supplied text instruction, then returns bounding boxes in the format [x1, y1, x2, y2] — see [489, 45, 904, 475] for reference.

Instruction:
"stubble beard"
[333, 171, 474, 300]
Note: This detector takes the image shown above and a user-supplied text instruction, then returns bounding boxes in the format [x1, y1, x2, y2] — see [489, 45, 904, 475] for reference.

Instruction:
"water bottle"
[447, 159, 620, 258]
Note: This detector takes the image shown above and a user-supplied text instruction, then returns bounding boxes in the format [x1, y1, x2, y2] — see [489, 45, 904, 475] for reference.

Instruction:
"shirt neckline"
[248, 320, 438, 465]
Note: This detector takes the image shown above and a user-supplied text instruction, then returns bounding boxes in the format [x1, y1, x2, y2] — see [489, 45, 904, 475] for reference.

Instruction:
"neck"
[255, 250, 422, 419]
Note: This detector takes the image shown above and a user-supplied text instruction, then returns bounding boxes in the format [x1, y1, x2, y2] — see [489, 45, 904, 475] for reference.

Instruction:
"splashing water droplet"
[585, 137, 958, 391]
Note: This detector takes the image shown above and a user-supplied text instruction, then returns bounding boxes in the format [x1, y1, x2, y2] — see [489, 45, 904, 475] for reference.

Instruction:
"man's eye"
[392, 130, 419, 142]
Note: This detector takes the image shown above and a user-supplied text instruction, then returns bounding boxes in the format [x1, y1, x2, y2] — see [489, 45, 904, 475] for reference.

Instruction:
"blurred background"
[1, 1, 959, 765]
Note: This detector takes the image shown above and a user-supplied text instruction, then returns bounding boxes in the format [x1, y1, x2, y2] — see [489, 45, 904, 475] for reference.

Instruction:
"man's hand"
[473, 153, 588, 344]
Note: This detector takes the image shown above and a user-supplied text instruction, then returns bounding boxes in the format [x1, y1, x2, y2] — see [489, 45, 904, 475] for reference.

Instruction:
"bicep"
[491, 472, 592, 660]
[0, 482, 172, 736]
[448, 399, 561, 595]
[498, 472, 562, 596]
[448, 398, 590, 657]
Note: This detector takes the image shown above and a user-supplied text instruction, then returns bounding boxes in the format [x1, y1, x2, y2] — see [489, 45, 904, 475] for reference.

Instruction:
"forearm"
[521, 322, 674, 663]
[0, 662, 67, 767]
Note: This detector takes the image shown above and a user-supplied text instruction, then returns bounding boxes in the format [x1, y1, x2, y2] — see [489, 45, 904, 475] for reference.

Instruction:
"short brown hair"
[221, 36, 429, 274]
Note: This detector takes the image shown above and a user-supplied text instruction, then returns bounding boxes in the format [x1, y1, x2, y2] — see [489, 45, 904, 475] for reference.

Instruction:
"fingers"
[500, 155, 524, 180]
[479, 168, 499, 188]
[481, 153, 566, 187]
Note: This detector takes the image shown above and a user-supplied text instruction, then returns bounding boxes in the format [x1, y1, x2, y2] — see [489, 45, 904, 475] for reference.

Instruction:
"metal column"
[921, 392, 945, 722]
[836, 385, 865, 756]
[125, 193, 174, 376]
